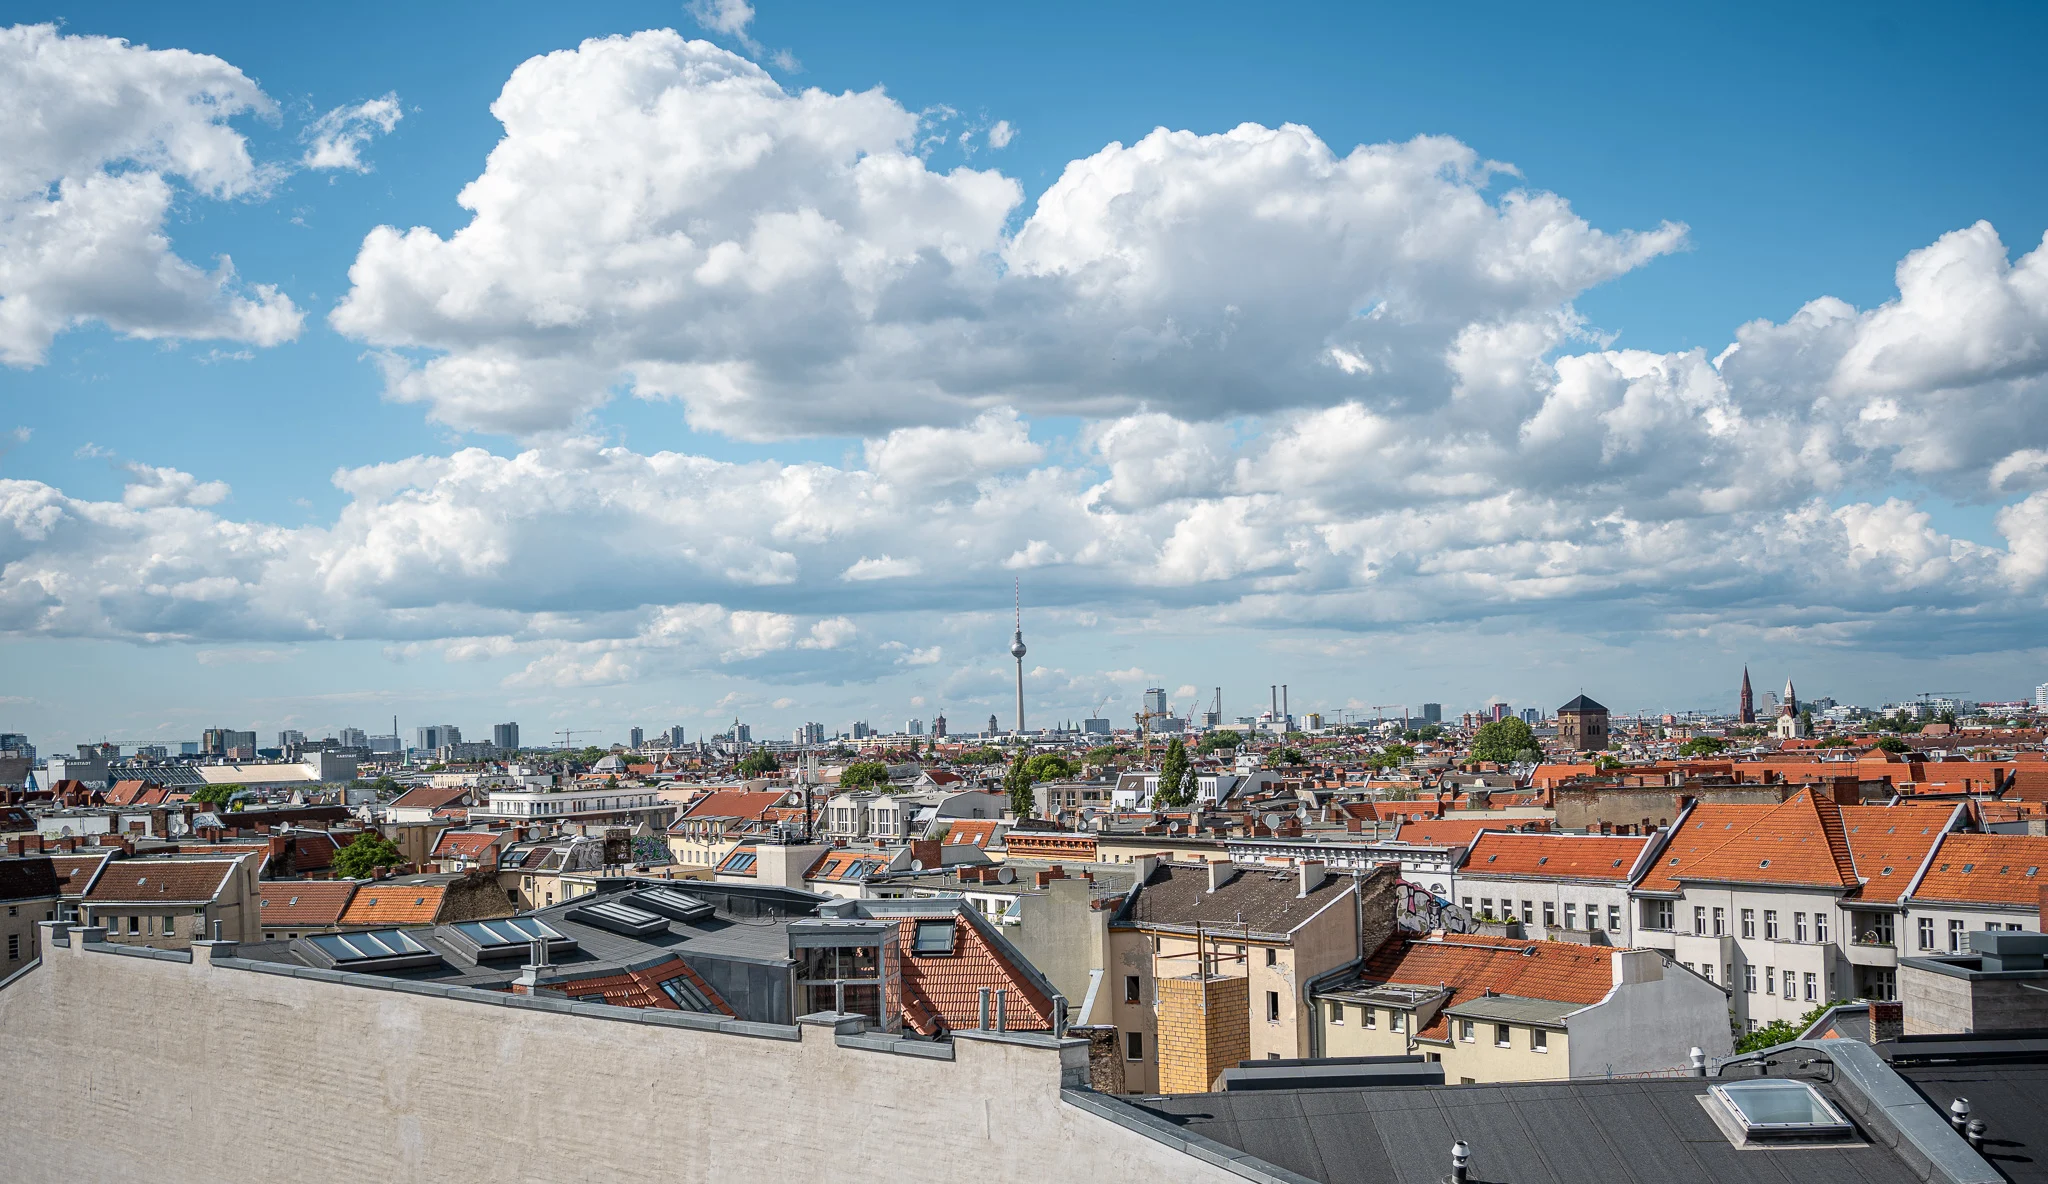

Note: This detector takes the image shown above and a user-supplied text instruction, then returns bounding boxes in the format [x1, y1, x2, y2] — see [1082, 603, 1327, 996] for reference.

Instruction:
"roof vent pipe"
[1450, 1139, 1471, 1184]
[1950, 1097, 1972, 1133]
[1690, 1047, 1706, 1077]
[1967, 1119, 1987, 1153]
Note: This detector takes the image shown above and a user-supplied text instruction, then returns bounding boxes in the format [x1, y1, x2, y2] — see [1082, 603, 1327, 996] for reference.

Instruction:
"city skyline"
[5, 3, 2048, 746]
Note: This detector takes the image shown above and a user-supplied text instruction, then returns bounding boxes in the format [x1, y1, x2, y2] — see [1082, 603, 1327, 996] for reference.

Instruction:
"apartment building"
[1637, 790, 1960, 1030]
[1453, 830, 1658, 944]
[1899, 832, 2048, 955]
[1311, 933, 1730, 1082]
[77, 856, 262, 948]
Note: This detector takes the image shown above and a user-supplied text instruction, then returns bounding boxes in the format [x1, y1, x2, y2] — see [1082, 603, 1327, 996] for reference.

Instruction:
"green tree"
[1816, 736, 1855, 749]
[1733, 1001, 1838, 1054]
[839, 760, 892, 790]
[1153, 739, 1193, 807]
[1874, 736, 1912, 754]
[191, 782, 243, 808]
[1023, 753, 1076, 783]
[737, 750, 781, 777]
[1367, 744, 1416, 770]
[1198, 730, 1242, 755]
[1083, 745, 1121, 766]
[1271, 746, 1305, 766]
[333, 833, 404, 879]
[1004, 752, 1035, 818]
[1677, 736, 1729, 757]
[1469, 718, 1539, 764]
[1593, 754, 1624, 772]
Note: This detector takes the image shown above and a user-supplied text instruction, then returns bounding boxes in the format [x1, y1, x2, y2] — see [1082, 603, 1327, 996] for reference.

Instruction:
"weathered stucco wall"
[0, 926, 1248, 1184]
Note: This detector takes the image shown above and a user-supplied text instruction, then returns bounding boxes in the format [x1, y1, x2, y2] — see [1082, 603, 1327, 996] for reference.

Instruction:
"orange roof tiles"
[258, 880, 359, 926]
[1910, 833, 2048, 907]
[677, 791, 785, 822]
[388, 786, 470, 811]
[432, 831, 502, 859]
[1393, 819, 1499, 847]
[1837, 804, 1957, 903]
[893, 915, 1055, 1035]
[1635, 802, 1777, 893]
[339, 883, 448, 926]
[1677, 789, 1858, 890]
[1461, 832, 1649, 882]
[942, 819, 1003, 848]
[1362, 934, 1621, 1041]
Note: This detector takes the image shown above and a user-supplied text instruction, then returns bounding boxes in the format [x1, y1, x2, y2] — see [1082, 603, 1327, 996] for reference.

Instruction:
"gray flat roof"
[1441, 994, 1582, 1026]
[1134, 1078, 1931, 1184]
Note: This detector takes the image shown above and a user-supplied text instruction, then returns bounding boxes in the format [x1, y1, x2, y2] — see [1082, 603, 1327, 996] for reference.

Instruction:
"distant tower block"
[1010, 578, 1028, 734]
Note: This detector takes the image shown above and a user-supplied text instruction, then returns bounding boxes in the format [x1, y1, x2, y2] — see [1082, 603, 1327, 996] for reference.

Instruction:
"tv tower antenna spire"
[1009, 578, 1027, 735]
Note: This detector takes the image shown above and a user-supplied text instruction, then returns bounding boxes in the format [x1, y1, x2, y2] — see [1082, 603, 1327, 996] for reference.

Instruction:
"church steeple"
[1739, 667, 1755, 724]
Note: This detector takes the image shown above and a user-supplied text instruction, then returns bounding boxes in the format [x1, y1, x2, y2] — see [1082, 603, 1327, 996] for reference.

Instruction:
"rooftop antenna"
[1009, 577, 1028, 735]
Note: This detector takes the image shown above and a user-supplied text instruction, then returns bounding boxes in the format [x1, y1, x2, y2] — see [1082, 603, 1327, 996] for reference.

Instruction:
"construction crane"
[554, 728, 598, 749]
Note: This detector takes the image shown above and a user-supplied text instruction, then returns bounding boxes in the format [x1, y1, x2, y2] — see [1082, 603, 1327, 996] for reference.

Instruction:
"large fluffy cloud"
[0, 24, 303, 365]
[332, 29, 1683, 437]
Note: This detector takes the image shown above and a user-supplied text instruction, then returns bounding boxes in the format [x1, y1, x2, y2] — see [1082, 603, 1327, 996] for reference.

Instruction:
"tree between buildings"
[1678, 736, 1729, 757]
[1154, 739, 1193, 807]
[839, 760, 891, 791]
[332, 834, 404, 879]
[1004, 752, 1035, 818]
[1469, 718, 1539, 764]
[190, 783, 243, 808]
[737, 751, 780, 777]
[1197, 730, 1241, 755]
[1023, 753, 1076, 783]
[1733, 1001, 1838, 1054]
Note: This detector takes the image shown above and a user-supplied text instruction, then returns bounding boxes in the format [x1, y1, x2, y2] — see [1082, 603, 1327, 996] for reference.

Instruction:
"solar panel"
[567, 900, 669, 938]
[630, 888, 714, 922]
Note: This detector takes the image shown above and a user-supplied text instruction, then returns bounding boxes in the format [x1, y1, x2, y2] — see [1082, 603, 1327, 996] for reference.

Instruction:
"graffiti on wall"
[1395, 879, 1477, 934]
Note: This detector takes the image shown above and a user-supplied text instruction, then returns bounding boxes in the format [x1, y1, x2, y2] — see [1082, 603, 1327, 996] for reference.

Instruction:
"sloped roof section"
[1910, 833, 2048, 907]
[1461, 832, 1650, 883]
[1678, 789, 1858, 890]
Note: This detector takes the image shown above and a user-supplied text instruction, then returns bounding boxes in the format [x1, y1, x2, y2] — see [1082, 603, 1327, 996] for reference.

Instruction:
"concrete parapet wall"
[0, 926, 1245, 1184]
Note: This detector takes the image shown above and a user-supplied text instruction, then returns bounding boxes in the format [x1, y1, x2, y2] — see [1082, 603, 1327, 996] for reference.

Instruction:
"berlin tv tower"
[1010, 578, 1028, 734]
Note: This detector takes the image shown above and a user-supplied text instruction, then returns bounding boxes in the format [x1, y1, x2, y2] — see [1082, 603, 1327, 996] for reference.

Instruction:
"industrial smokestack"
[1270, 685, 1278, 716]
[1282, 685, 1289, 720]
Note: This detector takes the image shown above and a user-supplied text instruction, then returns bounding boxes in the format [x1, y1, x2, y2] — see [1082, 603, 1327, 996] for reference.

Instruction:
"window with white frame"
[1363, 1008, 1376, 1029]
[1949, 919, 1966, 952]
[1803, 972, 1817, 1001]
[1713, 907, 1725, 936]
[1783, 972, 1795, 1000]
[1607, 904, 1621, 932]
[1329, 1001, 1344, 1025]
[1545, 902, 1557, 928]
[1532, 1029, 1547, 1053]
[1764, 910, 1779, 940]
[1794, 913, 1808, 943]
[1765, 966, 1775, 994]
[1694, 906, 1706, 935]
[1741, 909, 1756, 938]
[1495, 1024, 1511, 1048]
[1745, 964, 1757, 993]
[1564, 903, 1576, 929]
[1919, 916, 1935, 949]
[1815, 913, 1828, 943]
[1460, 1019, 1475, 1042]
[1391, 1011, 1405, 1033]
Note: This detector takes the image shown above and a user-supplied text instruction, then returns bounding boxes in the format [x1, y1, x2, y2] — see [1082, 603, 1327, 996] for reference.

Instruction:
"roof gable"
[1676, 789, 1859, 890]
[1461, 832, 1649, 882]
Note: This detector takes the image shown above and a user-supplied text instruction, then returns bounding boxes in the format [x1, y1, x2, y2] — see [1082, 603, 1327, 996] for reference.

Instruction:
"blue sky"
[4, 1, 2048, 749]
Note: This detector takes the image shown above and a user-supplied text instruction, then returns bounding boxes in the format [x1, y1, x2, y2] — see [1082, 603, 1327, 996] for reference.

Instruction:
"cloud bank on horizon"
[2, 24, 2047, 709]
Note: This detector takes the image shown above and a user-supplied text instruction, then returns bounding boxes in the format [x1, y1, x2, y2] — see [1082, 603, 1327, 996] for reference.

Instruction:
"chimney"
[1130, 853, 1159, 884]
[1611, 948, 1663, 985]
[1298, 859, 1326, 898]
[1207, 860, 1235, 894]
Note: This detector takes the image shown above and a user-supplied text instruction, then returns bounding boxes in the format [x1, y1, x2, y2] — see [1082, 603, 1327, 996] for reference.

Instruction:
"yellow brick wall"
[1156, 974, 1250, 1094]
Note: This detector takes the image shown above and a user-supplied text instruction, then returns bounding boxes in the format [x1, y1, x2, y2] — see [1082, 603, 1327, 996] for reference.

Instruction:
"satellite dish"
[996, 866, 1015, 884]
[910, 860, 925, 872]
[1262, 813, 1283, 829]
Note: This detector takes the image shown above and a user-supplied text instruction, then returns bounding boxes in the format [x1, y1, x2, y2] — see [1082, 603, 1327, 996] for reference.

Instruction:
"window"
[1391, 1011, 1405, 1033]
[128, 916, 139, 934]
[1764, 910, 1779, 940]
[1713, 907, 1725, 936]
[1803, 972, 1817, 1002]
[1266, 991, 1280, 1022]
[1462, 896, 1474, 910]
[1363, 1007, 1376, 1029]
[162, 915, 174, 938]
[1814, 913, 1828, 943]
[1741, 909, 1756, 938]
[1701, 962, 1714, 984]
[1644, 900, 1673, 930]
[912, 920, 955, 955]
[657, 976, 715, 1012]
[1693, 906, 1706, 935]
[1481, 897, 1493, 917]
[1459, 1019, 1476, 1042]
[1919, 916, 1935, 950]
[1521, 901, 1534, 925]
[1265, 947, 1277, 968]
[1125, 975, 1142, 1004]
[5, 934, 14, 960]
[1782, 972, 1795, 1000]
[1608, 905, 1621, 933]
[1126, 1031, 1144, 1061]
[1495, 1025, 1511, 1048]
[1794, 913, 1808, 943]
[1532, 1028, 1547, 1052]
[1544, 902, 1557, 928]
[1744, 965, 1757, 993]
[1563, 903, 1577, 929]
[1949, 919, 1965, 952]
[1329, 1001, 1345, 1025]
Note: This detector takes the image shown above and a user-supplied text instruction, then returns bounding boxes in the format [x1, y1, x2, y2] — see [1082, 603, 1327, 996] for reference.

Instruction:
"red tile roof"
[339, 884, 448, 925]
[1460, 832, 1649, 882]
[941, 820, 1004, 849]
[48, 853, 109, 898]
[1392, 819, 1500, 847]
[388, 786, 471, 811]
[893, 915, 1055, 1035]
[432, 831, 502, 860]
[84, 859, 238, 904]
[1635, 803, 1778, 893]
[1910, 833, 2048, 907]
[105, 780, 153, 807]
[545, 956, 734, 1015]
[1837, 804, 1957, 903]
[258, 881, 360, 926]
[677, 791, 785, 822]
[1362, 933, 1620, 1041]
[1676, 790, 1858, 890]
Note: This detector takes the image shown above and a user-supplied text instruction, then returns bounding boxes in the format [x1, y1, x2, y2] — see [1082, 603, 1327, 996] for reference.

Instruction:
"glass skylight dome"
[1710, 1079, 1855, 1140]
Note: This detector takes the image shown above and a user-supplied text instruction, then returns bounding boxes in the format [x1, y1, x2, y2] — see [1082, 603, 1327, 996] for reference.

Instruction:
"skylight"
[1710, 1079, 1854, 1141]
[912, 919, 956, 955]
[449, 917, 575, 961]
[303, 929, 440, 971]
[568, 900, 668, 938]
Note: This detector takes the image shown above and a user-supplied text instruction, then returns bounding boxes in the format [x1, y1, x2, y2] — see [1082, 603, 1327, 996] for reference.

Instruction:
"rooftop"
[1117, 860, 1354, 939]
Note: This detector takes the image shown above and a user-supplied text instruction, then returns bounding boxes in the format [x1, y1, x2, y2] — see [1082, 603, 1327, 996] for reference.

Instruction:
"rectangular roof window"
[913, 919, 956, 955]
[567, 900, 669, 938]
[658, 975, 715, 1012]
[1710, 1079, 1854, 1140]
[449, 916, 575, 960]
[303, 929, 441, 971]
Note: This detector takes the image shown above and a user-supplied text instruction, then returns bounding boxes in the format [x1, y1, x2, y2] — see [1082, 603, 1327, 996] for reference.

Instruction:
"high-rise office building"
[1420, 703, 1442, 725]
[1142, 688, 1168, 716]
[668, 725, 686, 747]
[416, 724, 460, 752]
[907, 719, 923, 736]
[492, 723, 520, 751]
[1520, 707, 1540, 725]
[278, 729, 306, 750]
[1083, 717, 1111, 735]
[2036, 682, 2048, 711]
[1491, 703, 1509, 722]
[202, 728, 258, 757]
[629, 726, 644, 750]
[337, 727, 368, 749]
